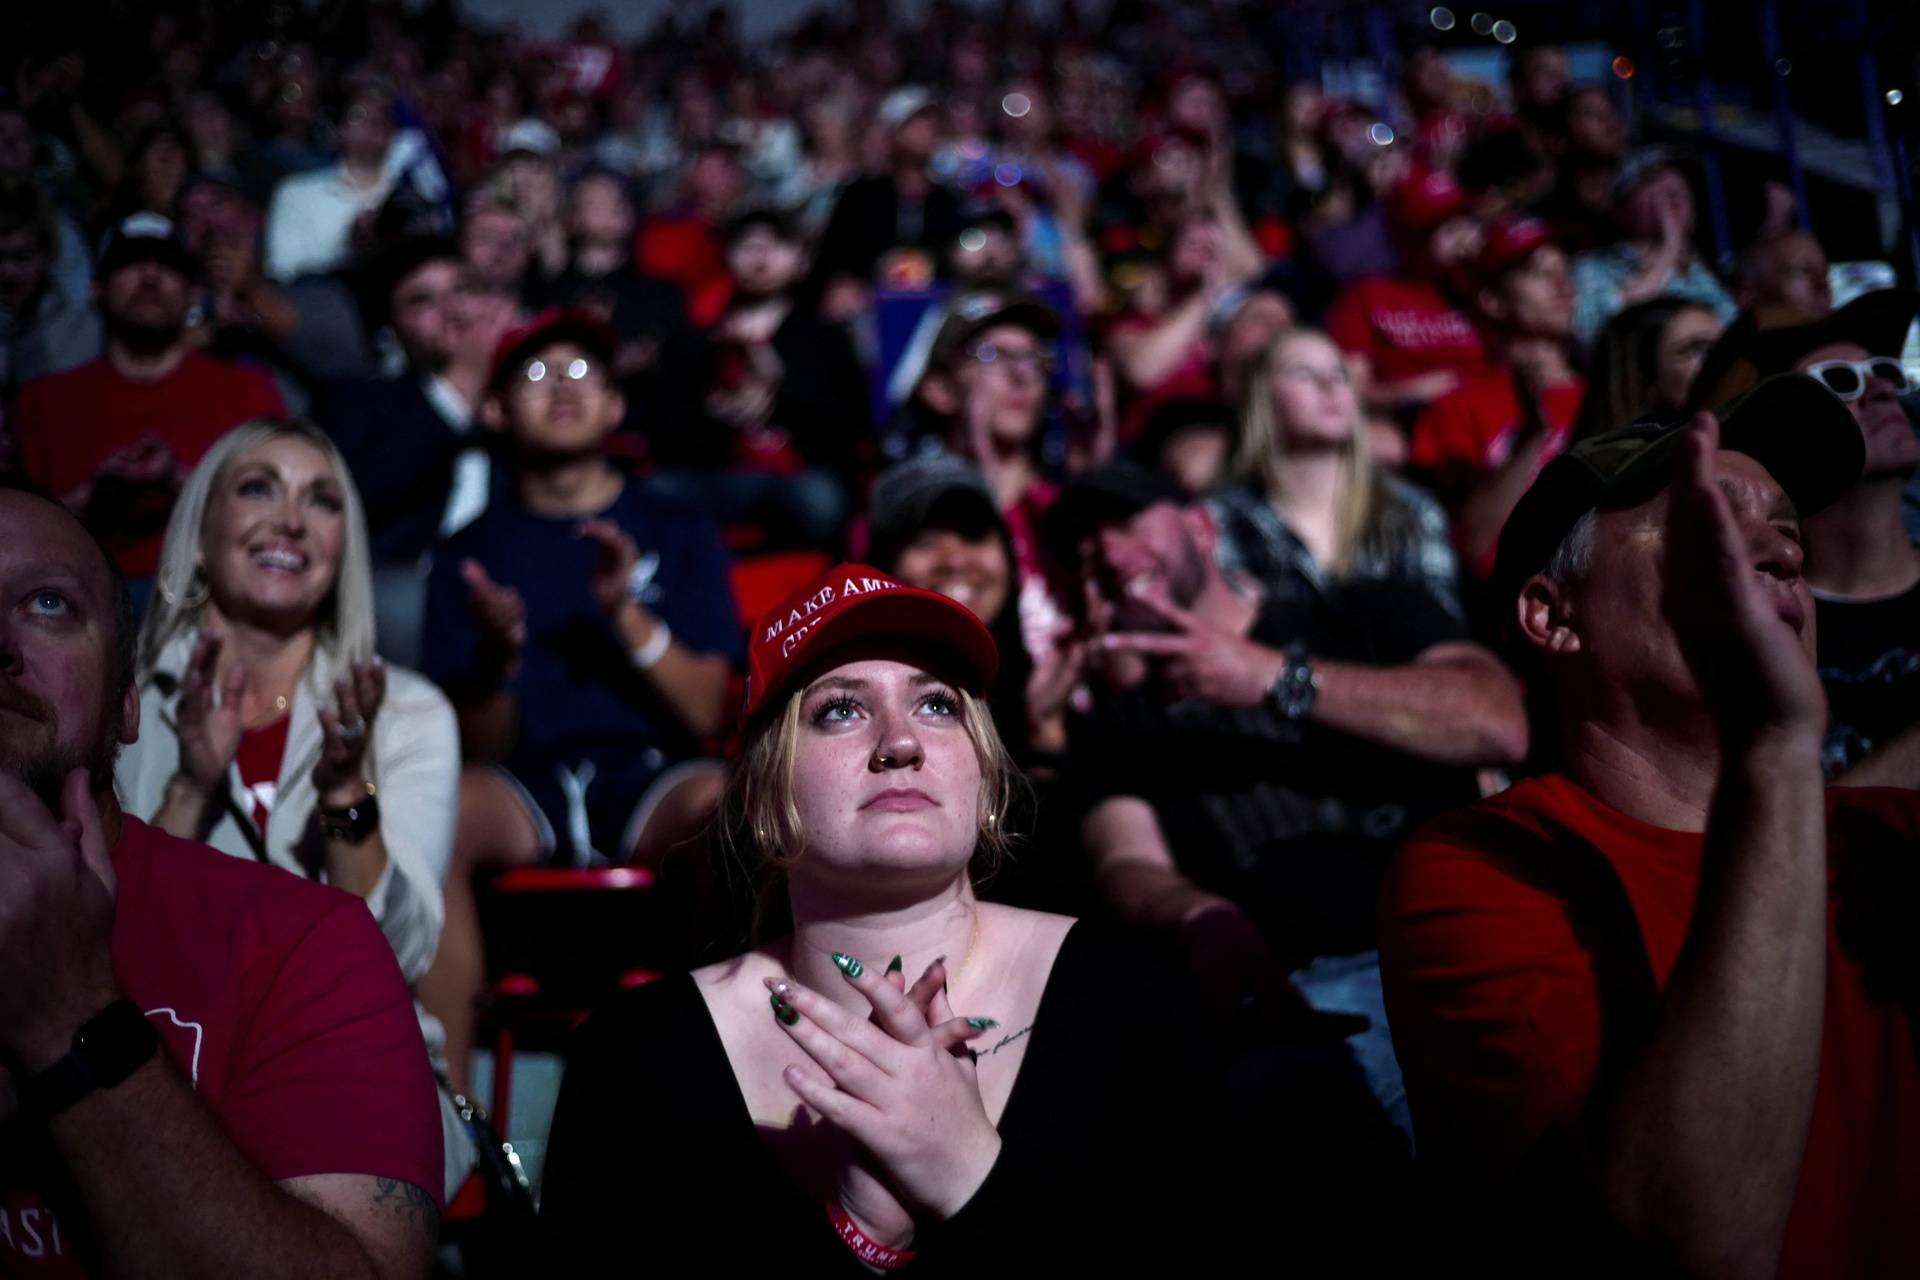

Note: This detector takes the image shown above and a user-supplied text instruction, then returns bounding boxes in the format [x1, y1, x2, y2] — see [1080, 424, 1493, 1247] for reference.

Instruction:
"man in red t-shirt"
[1410, 215, 1585, 578]
[0, 482, 440, 1277]
[1324, 168, 1487, 416]
[12, 214, 285, 579]
[1380, 377, 1920, 1276]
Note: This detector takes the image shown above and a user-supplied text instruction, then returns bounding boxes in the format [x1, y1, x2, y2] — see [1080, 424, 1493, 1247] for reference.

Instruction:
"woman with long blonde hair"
[114, 417, 469, 1198]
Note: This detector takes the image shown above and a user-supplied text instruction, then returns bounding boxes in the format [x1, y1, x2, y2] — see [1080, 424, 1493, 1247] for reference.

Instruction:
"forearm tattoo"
[372, 1176, 441, 1238]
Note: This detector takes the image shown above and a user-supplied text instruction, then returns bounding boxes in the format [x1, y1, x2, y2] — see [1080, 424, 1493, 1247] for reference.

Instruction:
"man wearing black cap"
[11, 213, 285, 581]
[1687, 289, 1920, 785]
[1379, 377, 1920, 1276]
[417, 307, 742, 1094]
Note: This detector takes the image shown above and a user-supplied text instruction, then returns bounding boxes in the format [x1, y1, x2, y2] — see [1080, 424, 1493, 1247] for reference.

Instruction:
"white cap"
[876, 86, 935, 130]
[500, 118, 561, 158]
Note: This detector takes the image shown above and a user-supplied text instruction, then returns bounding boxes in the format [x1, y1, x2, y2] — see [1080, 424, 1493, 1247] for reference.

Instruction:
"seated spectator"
[418, 308, 742, 1093]
[0, 180, 100, 397]
[97, 124, 192, 233]
[12, 215, 285, 581]
[459, 186, 535, 301]
[1130, 395, 1236, 496]
[264, 83, 396, 282]
[1572, 297, 1724, 441]
[1531, 86, 1626, 254]
[488, 123, 570, 287]
[1325, 168, 1489, 417]
[1059, 335, 1524, 1128]
[541, 563, 1226, 1270]
[1410, 215, 1584, 578]
[0, 479, 442, 1276]
[1687, 289, 1920, 785]
[529, 168, 697, 421]
[811, 88, 963, 315]
[1105, 214, 1263, 437]
[1570, 148, 1735, 347]
[1734, 226, 1832, 316]
[1379, 376, 1920, 1276]
[0, 107, 93, 305]
[645, 209, 864, 548]
[633, 143, 742, 328]
[112, 419, 471, 1201]
[902, 293, 1070, 636]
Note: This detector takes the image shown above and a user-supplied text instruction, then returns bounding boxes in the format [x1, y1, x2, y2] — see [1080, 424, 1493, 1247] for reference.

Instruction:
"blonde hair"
[140, 418, 377, 683]
[717, 679, 1022, 935]
[1233, 328, 1402, 577]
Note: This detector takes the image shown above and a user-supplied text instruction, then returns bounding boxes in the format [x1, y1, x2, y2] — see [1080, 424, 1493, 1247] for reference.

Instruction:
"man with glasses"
[903, 292, 1063, 591]
[417, 308, 740, 1094]
[1686, 289, 1920, 785]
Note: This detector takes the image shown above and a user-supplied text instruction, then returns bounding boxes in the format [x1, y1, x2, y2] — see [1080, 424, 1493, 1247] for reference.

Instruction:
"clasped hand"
[765, 956, 1002, 1234]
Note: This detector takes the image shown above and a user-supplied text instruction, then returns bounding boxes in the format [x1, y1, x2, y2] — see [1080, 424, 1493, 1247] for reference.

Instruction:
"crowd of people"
[1, 1, 1918, 1274]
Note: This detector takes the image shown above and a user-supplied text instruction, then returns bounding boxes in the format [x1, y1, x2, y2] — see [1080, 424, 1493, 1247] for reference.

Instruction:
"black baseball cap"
[865, 454, 1004, 571]
[1686, 288, 1920, 413]
[97, 213, 199, 280]
[926, 290, 1061, 374]
[1492, 373, 1864, 606]
[1040, 460, 1187, 563]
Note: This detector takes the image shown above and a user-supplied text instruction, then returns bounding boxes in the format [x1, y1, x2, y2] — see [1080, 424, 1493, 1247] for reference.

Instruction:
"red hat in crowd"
[487, 305, 617, 391]
[1475, 214, 1554, 281]
[741, 564, 999, 724]
[1387, 167, 1469, 236]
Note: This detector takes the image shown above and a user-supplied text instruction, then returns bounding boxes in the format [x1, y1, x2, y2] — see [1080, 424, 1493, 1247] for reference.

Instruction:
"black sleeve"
[772, 315, 873, 470]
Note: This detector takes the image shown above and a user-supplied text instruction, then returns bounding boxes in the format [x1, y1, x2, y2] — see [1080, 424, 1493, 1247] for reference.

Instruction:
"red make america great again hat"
[741, 564, 999, 724]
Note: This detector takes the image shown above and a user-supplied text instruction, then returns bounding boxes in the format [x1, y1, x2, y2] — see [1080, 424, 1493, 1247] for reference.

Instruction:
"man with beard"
[0, 479, 443, 1276]
[11, 215, 284, 580]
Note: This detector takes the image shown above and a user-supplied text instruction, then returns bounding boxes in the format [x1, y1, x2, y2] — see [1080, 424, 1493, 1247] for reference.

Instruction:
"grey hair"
[139, 418, 377, 683]
[1539, 509, 1600, 585]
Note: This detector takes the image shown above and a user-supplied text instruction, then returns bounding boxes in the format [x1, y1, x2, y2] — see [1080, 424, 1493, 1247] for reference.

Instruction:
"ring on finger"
[339, 717, 368, 742]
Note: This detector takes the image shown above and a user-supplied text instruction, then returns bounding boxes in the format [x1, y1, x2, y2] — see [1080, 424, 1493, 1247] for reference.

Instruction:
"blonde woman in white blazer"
[113, 417, 471, 1198]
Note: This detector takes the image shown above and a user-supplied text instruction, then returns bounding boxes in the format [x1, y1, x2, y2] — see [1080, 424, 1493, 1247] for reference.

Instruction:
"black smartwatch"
[1266, 650, 1320, 722]
[316, 787, 381, 844]
[18, 1000, 159, 1120]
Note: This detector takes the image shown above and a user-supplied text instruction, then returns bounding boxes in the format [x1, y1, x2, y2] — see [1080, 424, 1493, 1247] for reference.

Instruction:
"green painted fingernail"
[831, 952, 864, 978]
[886, 955, 903, 975]
[769, 994, 798, 1025]
[966, 1017, 999, 1030]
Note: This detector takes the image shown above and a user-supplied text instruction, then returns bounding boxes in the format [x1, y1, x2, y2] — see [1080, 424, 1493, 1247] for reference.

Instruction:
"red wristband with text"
[826, 1200, 917, 1269]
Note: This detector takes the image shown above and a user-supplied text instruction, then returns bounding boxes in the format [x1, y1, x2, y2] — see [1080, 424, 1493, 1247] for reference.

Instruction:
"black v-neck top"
[540, 921, 1234, 1272]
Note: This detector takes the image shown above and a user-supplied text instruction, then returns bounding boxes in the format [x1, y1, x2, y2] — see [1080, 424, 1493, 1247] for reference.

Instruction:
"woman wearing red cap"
[541, 564, 1225, 1271]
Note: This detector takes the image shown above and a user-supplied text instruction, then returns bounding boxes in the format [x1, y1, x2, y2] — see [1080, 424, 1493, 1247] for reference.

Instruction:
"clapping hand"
[1100, 581, 1285, 708]
[174, 629, 246, 793]
[460, 558, 527, 681]
[313, 658, 385, 802]
[765, 956, 1001, 1230]
[1660, 412, 1826, 742]
[574, 519, 641, 621]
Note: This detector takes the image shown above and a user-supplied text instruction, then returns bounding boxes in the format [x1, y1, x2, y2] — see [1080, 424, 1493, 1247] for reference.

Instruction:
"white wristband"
[629, 619, 673, 671]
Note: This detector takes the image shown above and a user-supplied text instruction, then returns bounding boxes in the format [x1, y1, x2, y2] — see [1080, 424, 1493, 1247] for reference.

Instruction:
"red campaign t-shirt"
[0, 818, 443, 1275]
[1323, 275, 1486, 387]
[1408, 369, 1586, 576]
[1104, 310, 1217, 443]
[12, 353, 286, 578]
[1380, 775, 1920, 1277]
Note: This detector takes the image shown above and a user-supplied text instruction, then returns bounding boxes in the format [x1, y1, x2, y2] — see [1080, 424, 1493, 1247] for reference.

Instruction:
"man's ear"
[479, 396, 506, 433]
[918, 371, 957, 416]
[1180, 502, 1218, 559]
[119, 680, 141, 746]
[1516, 573, 1583, 656]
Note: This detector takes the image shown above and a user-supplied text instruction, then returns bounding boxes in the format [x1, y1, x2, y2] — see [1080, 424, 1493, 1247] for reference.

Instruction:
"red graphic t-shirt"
[1324, 275, 1486, 387]
[1381, 775, 1920, 1276]
[0, 819, 442, 1275]
[12, 352, 286, 578]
